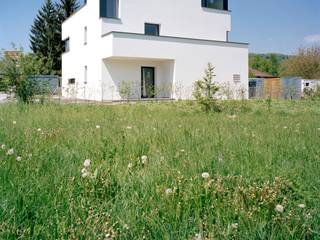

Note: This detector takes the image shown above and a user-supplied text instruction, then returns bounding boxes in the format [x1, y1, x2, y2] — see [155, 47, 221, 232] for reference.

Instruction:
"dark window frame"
[100, 0, 120, 19]
[63, 38, 70, 53]
[201, 0, 228, 11]
[68, 78, 75, 84]
[144, 23, 160, 36]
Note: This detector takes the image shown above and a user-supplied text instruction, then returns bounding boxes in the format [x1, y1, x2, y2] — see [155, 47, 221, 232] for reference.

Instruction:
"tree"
[193, 63, 220, 112]
[57, 0, 80, 20]
[30, 0, 61, 74]
[281, 45, 320, 79]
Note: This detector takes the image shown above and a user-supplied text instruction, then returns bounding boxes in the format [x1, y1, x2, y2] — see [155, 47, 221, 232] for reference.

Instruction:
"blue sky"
[0, 0, 319, 54]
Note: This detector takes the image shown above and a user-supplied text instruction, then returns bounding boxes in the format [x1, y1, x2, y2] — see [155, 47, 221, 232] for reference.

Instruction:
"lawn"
[0, 100, 319, 239]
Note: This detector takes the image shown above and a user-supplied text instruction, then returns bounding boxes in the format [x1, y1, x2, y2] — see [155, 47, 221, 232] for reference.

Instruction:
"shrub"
[193, 63, 220, 112]
[303, 86, 320, 100]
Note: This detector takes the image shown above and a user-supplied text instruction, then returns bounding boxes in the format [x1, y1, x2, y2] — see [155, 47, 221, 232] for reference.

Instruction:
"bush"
[193, 63, 220, 112]
[303, 86, 320, 100]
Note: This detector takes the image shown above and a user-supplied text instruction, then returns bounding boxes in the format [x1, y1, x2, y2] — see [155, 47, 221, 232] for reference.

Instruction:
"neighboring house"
[302, 79, 320, 93]
[62, 0, 249, 101]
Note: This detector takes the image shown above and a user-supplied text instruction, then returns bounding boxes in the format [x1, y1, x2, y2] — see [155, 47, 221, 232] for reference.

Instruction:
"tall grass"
[0, 101, 319, 239]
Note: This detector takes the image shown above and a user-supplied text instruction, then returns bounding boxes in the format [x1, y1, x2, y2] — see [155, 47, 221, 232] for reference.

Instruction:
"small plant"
[119, 80, 133, 102]
[193, 63, 220, 112]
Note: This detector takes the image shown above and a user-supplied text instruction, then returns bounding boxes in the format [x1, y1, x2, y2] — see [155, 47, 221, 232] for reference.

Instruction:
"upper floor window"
[100, 0, 119, 19]
[145, 23, 160, 36]
[63, 38, 70, 53]
[202, 0, 228, 11]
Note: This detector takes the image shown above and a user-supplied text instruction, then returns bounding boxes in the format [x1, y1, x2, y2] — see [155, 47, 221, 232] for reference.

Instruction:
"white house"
[62, 0, 249, 101]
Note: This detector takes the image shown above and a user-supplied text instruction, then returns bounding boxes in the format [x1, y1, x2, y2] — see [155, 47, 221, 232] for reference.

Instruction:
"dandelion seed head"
[16, 156, 22, 162]
[275, 204, 284, 213]
[165, 188, 173, 195]
[1, 144, 5, 150]
[6, 148, 14, 155]
[141, 155, 148, 164]
[83, 159, 91, 168]
[201, 172, 210, 180]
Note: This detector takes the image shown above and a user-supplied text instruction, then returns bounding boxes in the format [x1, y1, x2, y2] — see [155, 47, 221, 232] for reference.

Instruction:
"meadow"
[0, 100, 319, 239]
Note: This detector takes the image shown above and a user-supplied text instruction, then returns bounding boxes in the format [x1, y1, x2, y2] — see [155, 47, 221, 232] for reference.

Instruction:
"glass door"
[141, 67, 155, 98]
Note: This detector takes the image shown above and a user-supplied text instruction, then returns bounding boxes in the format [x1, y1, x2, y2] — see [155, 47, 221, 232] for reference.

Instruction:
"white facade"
[62, 0, 248, 101]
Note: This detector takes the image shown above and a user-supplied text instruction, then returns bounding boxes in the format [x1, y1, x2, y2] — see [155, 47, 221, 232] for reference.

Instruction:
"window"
[305, 83, 310, 87]
[68, 78, 75, 84]
[84, 27, 87, 45]
[145, 23, 160, 36]
[63, 38, 70, 53]
[233, 74, 241, 83]
[84, 66, 88, 84]
[100, 0, 119, 18]
[202, 0, 228, 11]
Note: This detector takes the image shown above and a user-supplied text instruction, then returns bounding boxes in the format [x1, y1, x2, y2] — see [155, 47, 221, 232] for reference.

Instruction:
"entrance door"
[141, 67, 155, 98]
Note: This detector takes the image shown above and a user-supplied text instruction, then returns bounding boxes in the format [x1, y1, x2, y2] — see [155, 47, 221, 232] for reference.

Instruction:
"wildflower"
[37, 128, 42, 132]
[16, 156, 22, 162]
[283, 126, 288, 129]
[6, 148, 14, 155]
[180, 149, 185, 153]
[128, 163, 133, 169]
[201, 172, 210, 180]
[96, 125, 101, 129]
[228, 115, 237, 120]
[12, 121, 16, 125]
[141, 155, 148, 164]
[298, 204, 305, 209]
[165, 188, 173, 195]
[1, 144, 5, 150]
[83, 159, 91, 168]
[231, 223, 238, 229]
[127, 126, 132, 130]
[81, 171, 89, 178]
[275, 204, 284, 213]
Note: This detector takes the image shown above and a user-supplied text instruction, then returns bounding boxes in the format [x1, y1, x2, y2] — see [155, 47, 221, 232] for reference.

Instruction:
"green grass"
[0, 100, 319, 239]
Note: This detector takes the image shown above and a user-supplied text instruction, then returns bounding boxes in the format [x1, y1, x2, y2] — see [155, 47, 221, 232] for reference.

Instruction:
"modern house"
[62, 0, 249, 101]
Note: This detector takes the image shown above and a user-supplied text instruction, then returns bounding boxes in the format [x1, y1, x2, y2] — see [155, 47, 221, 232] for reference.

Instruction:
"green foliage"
[281, 45, 320, 79]
[119, 81, 134, 102]
[30, 0, 80, 75]
[249, 53, 289, 77]
[0, 49, 51, 102]
[303, 86, 320, 100]
[193, 63, 220, 112]
[0, 101, 319, 239]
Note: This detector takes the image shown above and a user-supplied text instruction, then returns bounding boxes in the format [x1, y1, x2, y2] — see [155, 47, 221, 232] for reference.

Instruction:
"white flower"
[16, 156, 22, 162]
[180, 149, 185, 153]
[12, 121, 16, 125]
[141, 155, 148, 164]
[6, 148, 14, 155]
[298, 204, 305, 209]
[81, 171, 89, 178]
[1, 144, 5, 150]
[128, 163, 133, 169]
[283, 126, 288, 129]
[37, 128, 42, 132]
[96, 125, 101, 129]
[275, 204, 284, 213]
[127, 126, 132, 130]
[201, 172, 210, 180]
[81, 168, 87, 174]
[83, 159, 91, 168]
[231, 223, 238, 229]
[165, 188, 173, 195]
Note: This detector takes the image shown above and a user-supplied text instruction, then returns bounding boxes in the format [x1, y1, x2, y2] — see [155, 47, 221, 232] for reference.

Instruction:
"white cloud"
[304, 34, 320, 43]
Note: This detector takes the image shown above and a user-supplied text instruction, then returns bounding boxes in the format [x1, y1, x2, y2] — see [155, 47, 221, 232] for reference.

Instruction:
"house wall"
[101, 58, 174, 100]
[101, 0, 231, 42]
[103, 32, 248, 100]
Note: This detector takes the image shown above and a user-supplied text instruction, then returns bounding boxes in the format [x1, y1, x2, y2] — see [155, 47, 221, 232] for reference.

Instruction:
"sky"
[0, 0, 319, 55]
